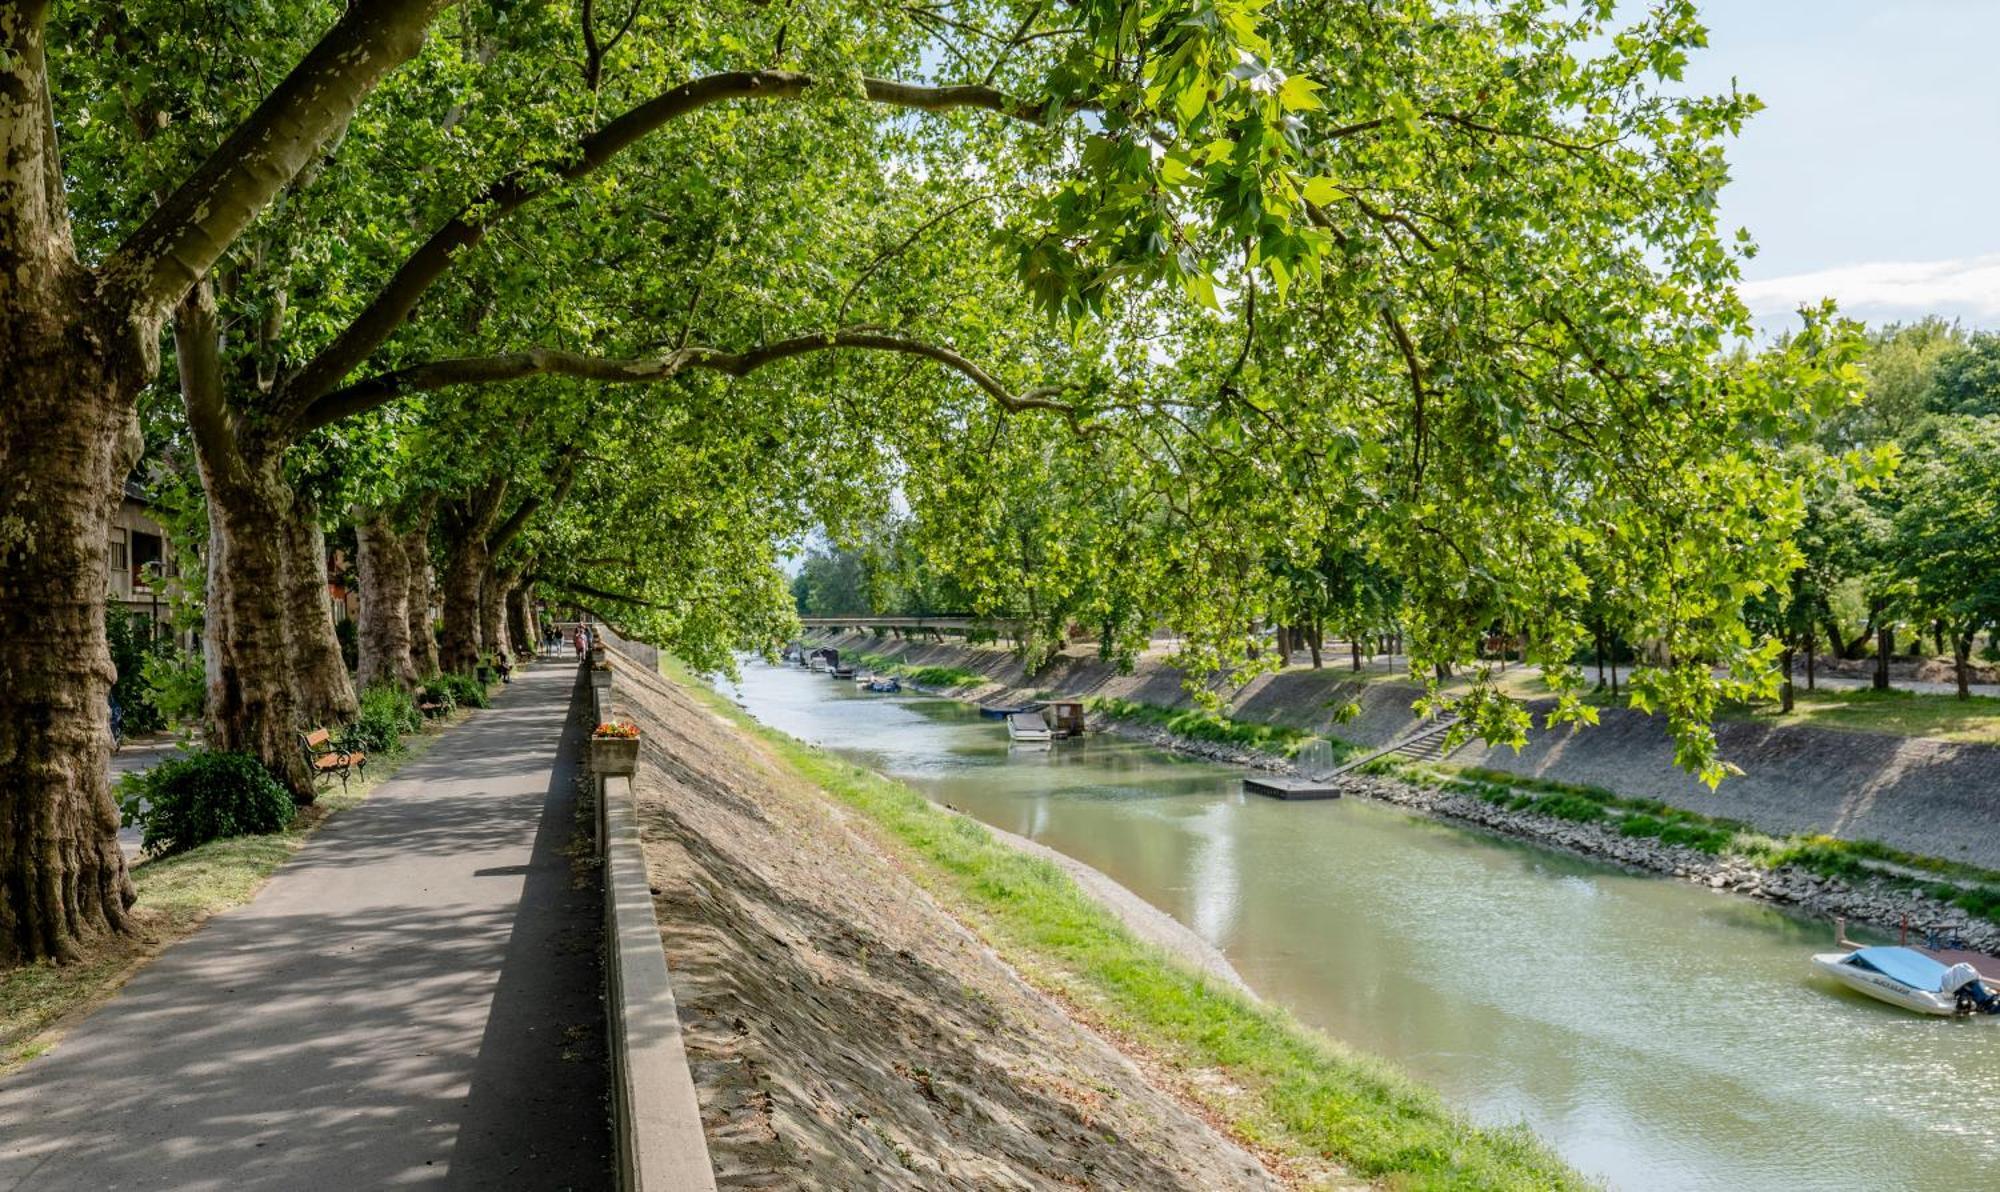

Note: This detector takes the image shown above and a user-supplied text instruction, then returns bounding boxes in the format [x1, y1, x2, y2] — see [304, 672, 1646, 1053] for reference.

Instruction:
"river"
[721, 661, 2000, 1191]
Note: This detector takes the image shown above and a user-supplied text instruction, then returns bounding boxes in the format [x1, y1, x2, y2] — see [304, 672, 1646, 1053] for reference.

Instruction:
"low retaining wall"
[588, 656, 715, 1192]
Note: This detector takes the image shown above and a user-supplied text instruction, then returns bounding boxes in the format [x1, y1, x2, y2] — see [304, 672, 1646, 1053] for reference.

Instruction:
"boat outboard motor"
[1941, 962, 2000, 1015]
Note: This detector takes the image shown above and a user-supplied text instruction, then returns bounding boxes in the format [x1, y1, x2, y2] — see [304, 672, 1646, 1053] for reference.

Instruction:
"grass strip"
[1081, 694, 1325, 758]
[846, 650, 986, 689]
[668, 660, 1587, 1190]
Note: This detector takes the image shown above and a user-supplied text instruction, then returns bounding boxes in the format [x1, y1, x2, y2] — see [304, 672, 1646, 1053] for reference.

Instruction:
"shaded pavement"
[1, 661, 609, 1190]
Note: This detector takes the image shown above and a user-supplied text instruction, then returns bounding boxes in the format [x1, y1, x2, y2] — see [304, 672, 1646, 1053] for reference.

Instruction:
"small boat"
[1811, 945, 2000, 1016]
[831, 664, 856, 679]
[1006, 712, 1052, 743]
[979, 703, 1038, 720]
[865, 677, 902, 693]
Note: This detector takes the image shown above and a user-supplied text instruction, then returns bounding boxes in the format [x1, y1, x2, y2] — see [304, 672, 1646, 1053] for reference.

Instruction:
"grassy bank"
[1407, 763, 2000, 929]
[847, 650, 986, 689]
[669, 660, 1585, 1190]
[0, 697, 478, 1072]
[1082, 694, 1326, 758]
[1730, 686, 2000, 745]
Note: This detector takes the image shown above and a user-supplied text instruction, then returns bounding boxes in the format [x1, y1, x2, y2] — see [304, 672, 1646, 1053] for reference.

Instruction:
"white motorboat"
[1811, 946, 2000, 1016]
[1006, 712, 1052, 744]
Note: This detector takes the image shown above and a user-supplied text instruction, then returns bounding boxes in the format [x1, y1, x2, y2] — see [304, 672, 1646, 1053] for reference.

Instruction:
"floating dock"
[1242, 775, 1342, 800]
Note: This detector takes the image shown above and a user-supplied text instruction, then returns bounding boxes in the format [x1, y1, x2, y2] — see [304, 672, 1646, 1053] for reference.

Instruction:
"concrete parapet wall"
[589, 658, 716, 1192]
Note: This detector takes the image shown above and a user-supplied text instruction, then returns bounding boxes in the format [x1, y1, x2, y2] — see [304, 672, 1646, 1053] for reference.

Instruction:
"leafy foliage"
[116, 752, 296, 858]
[347, 685, 423, 755]
[434, 673, 491, 711]
[105, 610, 169, 736]
[138, 646, 206, 728]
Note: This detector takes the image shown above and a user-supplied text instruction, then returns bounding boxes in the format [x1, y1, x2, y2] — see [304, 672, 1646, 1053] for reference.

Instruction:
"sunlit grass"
[1730, 686, 2000, 744]
[1082, 695, 1322, 758]
[668, 659, 1588, 1190]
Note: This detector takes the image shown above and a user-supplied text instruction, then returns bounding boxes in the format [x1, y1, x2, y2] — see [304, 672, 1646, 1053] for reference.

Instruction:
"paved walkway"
[1, 662, 609, 1190]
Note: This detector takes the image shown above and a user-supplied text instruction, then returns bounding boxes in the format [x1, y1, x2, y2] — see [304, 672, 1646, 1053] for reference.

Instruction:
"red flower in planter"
[592, 721, 640, 739]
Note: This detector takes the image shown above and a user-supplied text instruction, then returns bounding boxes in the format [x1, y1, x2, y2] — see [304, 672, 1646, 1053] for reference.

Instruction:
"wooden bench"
[300, 728, 367, 791]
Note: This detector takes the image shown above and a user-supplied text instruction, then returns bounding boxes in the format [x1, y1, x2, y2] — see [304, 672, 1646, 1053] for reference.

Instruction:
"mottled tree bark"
[506, 582, 535, 658]
[403, 503, 437, 677]
[355, 510, 415, 690]
[0, 2, 445, 961]
[479, 567, 511, 663]
[180, 285, 354, 799]
[439, 481, 505, 673]
[0, 9, 144, 963]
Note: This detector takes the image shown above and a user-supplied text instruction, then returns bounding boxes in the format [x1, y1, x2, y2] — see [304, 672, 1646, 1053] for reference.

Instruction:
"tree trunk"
[1350, 637, 1362, 671]
[1955, 633, 1973, 700]
[506, 582, 534, 659]
[1306, 620, 1322, 669]
[403, 505, 437, 677]
[355, 510, 414, 690]
[1874, 624, 1892, 691]
[0, 10, 155, 960]
[0, 297, 145, 962]
[439, 531, 485, 673]
[438, 483, 505, 673]
[1805, 626, 1817, 691]
[284, 500, 355, 724]
[1780, 646, 1795, 713]
[179, 285, 353, 799]
[480, 567, 511, 662]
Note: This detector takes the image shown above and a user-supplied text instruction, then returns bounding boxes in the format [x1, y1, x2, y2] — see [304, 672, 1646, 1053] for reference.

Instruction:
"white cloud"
[1739, 254, 2000, 330]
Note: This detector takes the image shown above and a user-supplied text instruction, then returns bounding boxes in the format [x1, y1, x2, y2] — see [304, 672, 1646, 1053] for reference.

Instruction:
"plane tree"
[2, 0, 1322, 963]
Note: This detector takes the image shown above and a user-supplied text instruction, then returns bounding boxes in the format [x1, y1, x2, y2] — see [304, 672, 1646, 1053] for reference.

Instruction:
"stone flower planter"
[590, 734, 639, 776]
[588, 644, 608, 665]
[589, 665, 613, 690]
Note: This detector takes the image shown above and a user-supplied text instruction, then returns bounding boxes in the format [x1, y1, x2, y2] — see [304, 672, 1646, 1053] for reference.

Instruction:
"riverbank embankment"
[813, 632, 2000, 954]
[616, 654, 1589, 1189]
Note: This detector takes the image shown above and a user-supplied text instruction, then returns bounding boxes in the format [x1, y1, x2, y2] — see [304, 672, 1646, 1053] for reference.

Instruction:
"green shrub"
[347, 685, 422, 754]
[1656, 821, 1734, 854]
[437, 671, 490, 709]
[117, 751, 295, 857]
[139, 646, 205, 727]
[418, 678, 459, 716]
[1532, 794, 1607, 823]
[1618, 813, 1664, 838]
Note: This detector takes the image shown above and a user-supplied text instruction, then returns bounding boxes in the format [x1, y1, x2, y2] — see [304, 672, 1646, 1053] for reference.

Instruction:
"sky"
[1676, 2, 2000, 334]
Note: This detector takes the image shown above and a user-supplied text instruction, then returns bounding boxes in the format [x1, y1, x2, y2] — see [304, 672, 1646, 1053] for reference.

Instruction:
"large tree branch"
[299, 330, 1090, 433]
[101, 2, 447, 319]
[281, 70, 1061, 412]
[488, 452, 579, 555]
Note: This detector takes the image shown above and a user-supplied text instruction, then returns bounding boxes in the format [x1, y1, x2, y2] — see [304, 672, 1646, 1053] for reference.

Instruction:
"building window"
[131, 531, 164, 585]
[108, 533, 128, 572]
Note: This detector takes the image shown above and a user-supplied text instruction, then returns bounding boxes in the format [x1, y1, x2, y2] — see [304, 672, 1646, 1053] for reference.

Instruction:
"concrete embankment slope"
[612, 658, 1278, 1189]
[816, 633, 2000, 869]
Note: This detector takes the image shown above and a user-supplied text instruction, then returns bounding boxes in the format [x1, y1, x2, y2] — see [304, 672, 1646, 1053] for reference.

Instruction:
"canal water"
[722, 662, 2000, 1191]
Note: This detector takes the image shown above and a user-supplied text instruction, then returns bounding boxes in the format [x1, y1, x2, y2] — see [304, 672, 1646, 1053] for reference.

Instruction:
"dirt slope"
[613, 657, 1278, 1190]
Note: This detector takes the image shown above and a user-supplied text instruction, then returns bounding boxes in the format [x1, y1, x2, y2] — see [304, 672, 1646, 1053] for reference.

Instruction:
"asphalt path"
[2, 661, 609, 1190]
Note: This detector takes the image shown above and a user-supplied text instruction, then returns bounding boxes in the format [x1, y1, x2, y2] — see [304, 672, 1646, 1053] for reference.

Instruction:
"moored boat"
[1811, 945, 2000, 1016]
[1006, 712, 1052, 743]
